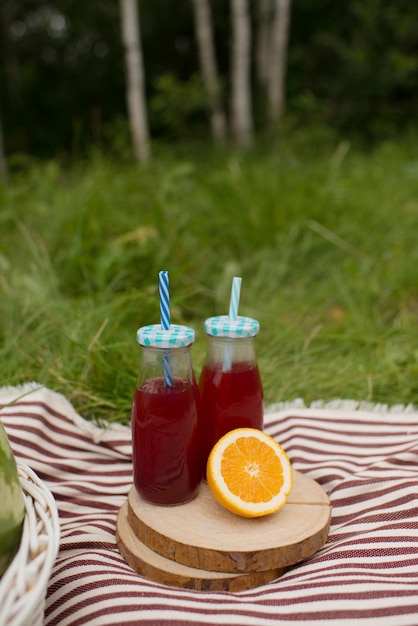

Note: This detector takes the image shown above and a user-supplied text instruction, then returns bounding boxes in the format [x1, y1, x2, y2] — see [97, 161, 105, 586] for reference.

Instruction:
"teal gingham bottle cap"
[204, 315, 260, 338]
[136, 324, 195, 348]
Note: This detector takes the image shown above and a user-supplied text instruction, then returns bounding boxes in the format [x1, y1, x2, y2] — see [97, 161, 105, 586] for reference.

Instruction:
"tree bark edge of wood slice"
[117, 502, 286, 591]
[125, 469, 331, 574]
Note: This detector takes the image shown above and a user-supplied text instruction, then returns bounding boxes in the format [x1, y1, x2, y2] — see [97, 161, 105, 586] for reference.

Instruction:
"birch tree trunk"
[192, 0, 226, 144]
[230, 0, 253, 148]
[120, 0, 150, 162]
[256, 0, 273, 88]
[267, 0, 291, 123]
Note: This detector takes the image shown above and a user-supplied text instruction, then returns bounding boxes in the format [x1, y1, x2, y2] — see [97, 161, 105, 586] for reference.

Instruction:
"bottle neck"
[137, 345, 195, 387]
[205, 335, 257, 366]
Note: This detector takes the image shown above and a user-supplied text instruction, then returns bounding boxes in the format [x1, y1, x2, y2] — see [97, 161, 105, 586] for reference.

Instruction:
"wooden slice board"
[118, 469, 331, 583]
[117, 502, 286, 591]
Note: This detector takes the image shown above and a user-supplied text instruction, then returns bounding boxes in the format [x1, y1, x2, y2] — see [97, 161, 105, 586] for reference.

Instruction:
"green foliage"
[1, 0, 417, 156]
[1, 132, 418, 421]
[149, 73, 207, 138]
[0, 0, 124, 155]
[289, 0, 418, 137]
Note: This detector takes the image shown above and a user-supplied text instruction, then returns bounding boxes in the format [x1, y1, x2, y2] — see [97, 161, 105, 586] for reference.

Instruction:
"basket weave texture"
[0, 464, 60, 626]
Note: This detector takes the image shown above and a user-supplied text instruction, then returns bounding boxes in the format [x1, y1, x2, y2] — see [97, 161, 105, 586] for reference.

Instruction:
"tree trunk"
[256, 0, 273, 88]
[267, 0, 291, 123]
[192, 0, 226, 144]
[120, 0, 150, 162]
[230, 0, 253, 148]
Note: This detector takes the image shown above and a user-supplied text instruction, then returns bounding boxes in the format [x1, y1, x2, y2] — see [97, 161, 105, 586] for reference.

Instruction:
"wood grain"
[117, 502, 285, 591]
[124, 469, 331, 574]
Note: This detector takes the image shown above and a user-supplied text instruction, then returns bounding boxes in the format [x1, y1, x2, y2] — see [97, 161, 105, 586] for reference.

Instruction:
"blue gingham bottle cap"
[136, 324, 195, 348]
[204, 315, 260, 338]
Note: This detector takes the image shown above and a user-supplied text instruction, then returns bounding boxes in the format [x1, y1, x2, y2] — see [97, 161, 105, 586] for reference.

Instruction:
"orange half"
[206, 428, 293, 518]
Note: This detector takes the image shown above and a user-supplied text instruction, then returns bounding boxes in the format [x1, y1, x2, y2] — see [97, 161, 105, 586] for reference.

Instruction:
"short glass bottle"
[198, 315, 264, 471]
[131, 324, 201, 505]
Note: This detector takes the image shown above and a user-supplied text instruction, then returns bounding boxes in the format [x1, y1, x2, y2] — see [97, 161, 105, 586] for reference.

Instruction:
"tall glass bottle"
[198, 315, 264, 471]
[132, 324, 201, 505]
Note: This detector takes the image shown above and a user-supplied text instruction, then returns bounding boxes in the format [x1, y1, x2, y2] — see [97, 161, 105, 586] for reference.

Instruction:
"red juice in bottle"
[198, 315, 264, 471]
[132, 376, 201, 505]
[199, 361, 263, 467]
[132, 323, 201, 505]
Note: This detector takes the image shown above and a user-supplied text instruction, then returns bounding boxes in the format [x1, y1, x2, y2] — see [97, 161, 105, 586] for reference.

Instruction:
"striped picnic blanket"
[1, 382, 418, 625]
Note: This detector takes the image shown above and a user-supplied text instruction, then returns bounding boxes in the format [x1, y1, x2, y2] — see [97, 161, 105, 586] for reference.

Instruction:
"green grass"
[1, 132, 418, 422]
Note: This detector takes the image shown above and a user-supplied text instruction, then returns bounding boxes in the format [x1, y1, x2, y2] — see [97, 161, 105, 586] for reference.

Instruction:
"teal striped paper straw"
[158, 270, 173, 386]
[229, 276, 242, 321]
[224, 276, 242, 370]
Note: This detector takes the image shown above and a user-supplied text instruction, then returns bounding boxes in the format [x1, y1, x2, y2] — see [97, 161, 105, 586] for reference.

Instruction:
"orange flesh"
[220, 436, 285, 503]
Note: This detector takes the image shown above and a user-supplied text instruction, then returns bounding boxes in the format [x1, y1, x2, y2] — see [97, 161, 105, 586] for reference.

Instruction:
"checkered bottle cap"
[204, 315, 260, 338]
[136, 324, 195, 348]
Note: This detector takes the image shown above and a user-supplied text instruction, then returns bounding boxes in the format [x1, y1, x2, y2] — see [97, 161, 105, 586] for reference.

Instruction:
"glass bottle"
[198, 315, 264, 472]
[131, 324, 201, 505]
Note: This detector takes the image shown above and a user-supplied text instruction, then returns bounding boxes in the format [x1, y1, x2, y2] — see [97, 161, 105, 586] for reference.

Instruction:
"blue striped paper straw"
[224, 276, 242, 370]
[159, 270, 173, 386]
[159, 270, 170, 330]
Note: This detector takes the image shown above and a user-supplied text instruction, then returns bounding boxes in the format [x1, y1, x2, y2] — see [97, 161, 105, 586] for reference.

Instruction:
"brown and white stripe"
[1, 384, 418, 625]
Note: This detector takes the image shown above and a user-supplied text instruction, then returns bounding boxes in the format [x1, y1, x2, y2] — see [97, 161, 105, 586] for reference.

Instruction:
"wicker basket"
[0, 464, 60, 626]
